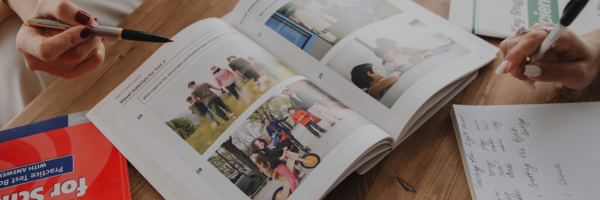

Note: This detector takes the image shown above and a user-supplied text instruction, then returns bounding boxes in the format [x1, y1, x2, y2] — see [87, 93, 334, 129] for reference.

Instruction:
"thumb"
[524, 61, 588, 88]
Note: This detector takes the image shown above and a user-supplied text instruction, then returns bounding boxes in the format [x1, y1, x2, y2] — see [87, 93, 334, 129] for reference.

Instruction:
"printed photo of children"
[146, 36, 300, 156]
[326, 19, 470, 108]
[265, 0, 402, 60]
[207, 79, 372, 199]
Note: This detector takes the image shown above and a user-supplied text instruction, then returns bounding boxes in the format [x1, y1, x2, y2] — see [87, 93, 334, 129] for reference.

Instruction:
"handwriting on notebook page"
[453, 103, 600, 200]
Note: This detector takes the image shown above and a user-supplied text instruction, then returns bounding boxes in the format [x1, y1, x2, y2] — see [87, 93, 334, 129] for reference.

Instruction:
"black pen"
[26, 19, 173, 43]
[523, 0, 588, 90]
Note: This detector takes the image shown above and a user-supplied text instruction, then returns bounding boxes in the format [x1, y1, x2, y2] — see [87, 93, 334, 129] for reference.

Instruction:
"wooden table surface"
[5, 0, 600, 199]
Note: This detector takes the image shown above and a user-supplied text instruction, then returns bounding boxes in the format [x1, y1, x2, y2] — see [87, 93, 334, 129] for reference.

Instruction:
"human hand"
[498, 24, 600, 89]
[14, 0, 104, 79]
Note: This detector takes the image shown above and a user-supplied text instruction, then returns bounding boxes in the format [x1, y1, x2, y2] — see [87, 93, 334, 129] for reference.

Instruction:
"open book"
[87, 0, 498, 199]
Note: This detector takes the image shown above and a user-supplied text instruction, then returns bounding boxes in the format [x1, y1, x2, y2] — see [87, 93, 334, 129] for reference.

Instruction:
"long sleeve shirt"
[213, 69, 237, 87]
[291, 110, 316, 126]
[257, 149, 283, 169]
[265, 117, 289, 137]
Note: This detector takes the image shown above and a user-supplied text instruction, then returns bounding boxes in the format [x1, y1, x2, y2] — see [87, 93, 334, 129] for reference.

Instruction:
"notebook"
[451, 102, 600, 200]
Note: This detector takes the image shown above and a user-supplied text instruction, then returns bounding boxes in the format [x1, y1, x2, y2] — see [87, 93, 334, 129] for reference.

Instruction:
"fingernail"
[94, 18, 100, 25]
[75, 11, 91, 24]
[524, 64, 541, 77]
[495, 60, 509, 75]
[522, 80, 537, 90]
[80, 27, 93, 39]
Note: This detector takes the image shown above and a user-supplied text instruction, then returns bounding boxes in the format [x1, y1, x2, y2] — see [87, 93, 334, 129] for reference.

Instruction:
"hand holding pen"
[10, 0, 169, 79]
[10, 0, 105, 79]
[496, 0, 600, 90]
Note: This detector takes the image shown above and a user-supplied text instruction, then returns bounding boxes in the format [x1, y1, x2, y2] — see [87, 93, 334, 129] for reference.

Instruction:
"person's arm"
[291, 97, 308, 110]
[209, 84, 226, 94]
[257, 152, 282, 166]
[291, 114, 299, 123]
[188, 98, 197, 109]
[499, 25, 600, 89]
[214, 76, 222, 87]
[265, 127, 274, 138]
[272, 117, 288, 124]
[298, 110, 308, 120]
[368, 76, 399, 98]
[279, 147, 288, 160]
[6, 0, 103, 78]
[401, 47, 428, 56]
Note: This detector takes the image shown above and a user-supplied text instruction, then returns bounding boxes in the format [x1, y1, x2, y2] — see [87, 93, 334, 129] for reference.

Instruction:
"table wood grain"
[4, 0, 599, 199]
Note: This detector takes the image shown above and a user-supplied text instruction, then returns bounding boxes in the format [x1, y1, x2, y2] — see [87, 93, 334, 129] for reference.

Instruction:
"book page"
[453, 102, 600, 200]
[87, 18, 392, 200]
[449, 0, 600, 39]
[224, 0, 498, 142]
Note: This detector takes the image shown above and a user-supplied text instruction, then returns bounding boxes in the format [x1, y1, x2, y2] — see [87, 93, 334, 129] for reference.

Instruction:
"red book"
[0, 111, 131, 200]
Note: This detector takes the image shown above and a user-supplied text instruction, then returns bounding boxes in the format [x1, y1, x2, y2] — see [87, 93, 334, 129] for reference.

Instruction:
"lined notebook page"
[453, 102, 600, 200]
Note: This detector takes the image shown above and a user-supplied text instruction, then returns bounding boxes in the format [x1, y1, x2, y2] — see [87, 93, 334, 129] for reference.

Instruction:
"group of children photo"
[154, 47, 299, 155]
[208, 79, 373, 199]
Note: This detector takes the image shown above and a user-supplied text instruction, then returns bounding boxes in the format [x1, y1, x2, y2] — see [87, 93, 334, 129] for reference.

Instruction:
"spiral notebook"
[451, 102, 600, 200]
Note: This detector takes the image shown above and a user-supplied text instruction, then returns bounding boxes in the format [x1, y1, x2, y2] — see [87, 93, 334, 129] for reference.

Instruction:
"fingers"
[524, 60, 593, 89]
[36, 0, 92, 26]
[29, 41, 105, 79]
[62, 42, 105, 79]
[17, 25, 94, 62]
[509, 59, 532, 82]
[498, 23, 555, 74]
[503, 30, 549, 72]
[24, 33, 101, 68]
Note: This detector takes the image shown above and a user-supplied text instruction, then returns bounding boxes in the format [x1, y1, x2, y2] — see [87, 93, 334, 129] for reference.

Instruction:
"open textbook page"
[225, 0, 498, 145]
[452, 102, 600, 200]
[87, 18, 393, 200]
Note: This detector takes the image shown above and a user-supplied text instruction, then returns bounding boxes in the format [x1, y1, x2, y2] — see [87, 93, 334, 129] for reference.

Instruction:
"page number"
[318, 73, 323, 79]
[137, 114, 143, 120]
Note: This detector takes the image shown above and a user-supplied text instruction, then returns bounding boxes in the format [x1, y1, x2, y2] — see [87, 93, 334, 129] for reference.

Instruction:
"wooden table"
[5, 0, 600, 199]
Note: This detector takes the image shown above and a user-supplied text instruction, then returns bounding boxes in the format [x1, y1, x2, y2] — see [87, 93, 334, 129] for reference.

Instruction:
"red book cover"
[0, 111, 131, 200]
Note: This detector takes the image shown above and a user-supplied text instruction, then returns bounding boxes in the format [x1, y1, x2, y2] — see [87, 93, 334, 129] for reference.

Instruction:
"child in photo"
[210, 66, 242, 100]
[186, 96, 219, 127]
[251, 138, 300, 192]
[351, 63, 400, 100]
[288, 108, 327, 138]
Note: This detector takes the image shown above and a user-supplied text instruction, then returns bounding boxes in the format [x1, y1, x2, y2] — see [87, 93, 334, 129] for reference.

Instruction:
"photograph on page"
[207, 79, 373, 199]
[325, 19, 469, 108]
[146, 36, 300, 155]
[265, 0, 403, 61]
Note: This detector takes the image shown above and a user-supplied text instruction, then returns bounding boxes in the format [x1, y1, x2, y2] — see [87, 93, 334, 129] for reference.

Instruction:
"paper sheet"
[453, 102, 600, 200]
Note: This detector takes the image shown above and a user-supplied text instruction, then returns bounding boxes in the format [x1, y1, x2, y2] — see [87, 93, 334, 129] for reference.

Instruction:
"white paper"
[453, 102, 600, 200]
